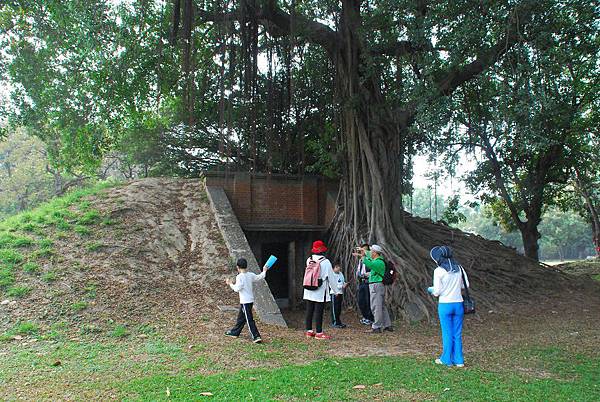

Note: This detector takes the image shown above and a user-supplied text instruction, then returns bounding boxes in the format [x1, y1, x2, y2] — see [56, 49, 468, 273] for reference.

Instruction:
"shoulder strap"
[460, 266, 470, 299]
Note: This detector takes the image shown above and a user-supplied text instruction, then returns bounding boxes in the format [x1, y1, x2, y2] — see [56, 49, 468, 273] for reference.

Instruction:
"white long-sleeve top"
[229, 270, 266, 304]
[431, 267, 470, 303]
[330, 271, 346, 295]
[303, 255, 333, 302]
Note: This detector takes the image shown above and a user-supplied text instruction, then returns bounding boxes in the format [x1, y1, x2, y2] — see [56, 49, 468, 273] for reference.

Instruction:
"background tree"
[439, 3, 599, 260]
[0, 128, 53, 218]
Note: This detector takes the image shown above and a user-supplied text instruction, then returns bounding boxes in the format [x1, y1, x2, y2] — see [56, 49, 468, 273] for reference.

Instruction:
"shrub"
[74, 225, 91, 236]
[15, 321, 39, 335]
[110, 325, 128, 338]
[85, 242, 103, 252]
[0, 266, 15, 288]
[41, 271, 57, 282]
[78, 210, 101, 225]
[71, 301, 88, 311]
[38, 239, 54, 248]
[0, 249, 24, 264]
[6, 286, 32, 298]
[0, 233, 33, 249]
[32, 248, 55, 259]
[22, 262, 40, 274]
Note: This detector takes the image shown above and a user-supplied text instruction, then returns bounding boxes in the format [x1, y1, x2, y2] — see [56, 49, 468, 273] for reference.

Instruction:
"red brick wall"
[205, 172, 339, 227]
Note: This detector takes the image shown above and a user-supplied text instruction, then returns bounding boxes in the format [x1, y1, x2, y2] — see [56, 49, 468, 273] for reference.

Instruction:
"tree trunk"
[574, 169, 600, 257]
[520, 223, 541, 261]
[328, 0, 433, 321]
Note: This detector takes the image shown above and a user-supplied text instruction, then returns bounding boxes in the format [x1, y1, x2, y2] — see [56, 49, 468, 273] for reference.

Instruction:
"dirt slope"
[0, 178, 234, 334]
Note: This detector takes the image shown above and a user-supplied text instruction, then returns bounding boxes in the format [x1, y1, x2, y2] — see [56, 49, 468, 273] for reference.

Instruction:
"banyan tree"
[169, 0, 569, 320]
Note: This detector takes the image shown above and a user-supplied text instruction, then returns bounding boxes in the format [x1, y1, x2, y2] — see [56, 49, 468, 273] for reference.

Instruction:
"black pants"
[305, 300, 325, 333]
[358, 282, 374, 321]
[229, 303, 261, 339]
[331, 294, 344, 325]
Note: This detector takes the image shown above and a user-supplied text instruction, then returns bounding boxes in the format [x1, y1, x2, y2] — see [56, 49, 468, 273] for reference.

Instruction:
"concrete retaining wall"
[205, 184, 288, 327]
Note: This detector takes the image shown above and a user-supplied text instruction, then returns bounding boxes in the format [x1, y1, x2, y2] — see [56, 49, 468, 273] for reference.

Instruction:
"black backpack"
[382, 259, 397, 285]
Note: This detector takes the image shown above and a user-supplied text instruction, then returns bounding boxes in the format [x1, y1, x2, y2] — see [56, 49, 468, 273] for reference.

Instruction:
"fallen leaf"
[12, 335, 23, 340]
[373, 383, 383, 387]
[51, 360, 62, 367]
[249, 377, 258, 381]
[443, 388, 450, 392]
[166, 388, 170, 397]
[199, 392, 213, 396]
[353, 385, 366, 390]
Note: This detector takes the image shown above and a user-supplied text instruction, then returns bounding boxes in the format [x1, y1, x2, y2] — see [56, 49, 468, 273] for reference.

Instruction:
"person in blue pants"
[427, 246, 470, 367]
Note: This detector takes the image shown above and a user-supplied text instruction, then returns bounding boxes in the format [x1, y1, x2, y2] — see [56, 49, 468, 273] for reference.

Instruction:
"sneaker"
[383, 326, 394, 332]
[365, 328, 382, 334]
[253, 337, 262, 344]
[315, 332, 331, 340]
[360, 318, 373, 325]
[435, 358, 443, 365]
[455, 363, 465, 368]
[332, 323, 347, 329]
[225, 331, 239, 337]
[305, 330, 316, 338]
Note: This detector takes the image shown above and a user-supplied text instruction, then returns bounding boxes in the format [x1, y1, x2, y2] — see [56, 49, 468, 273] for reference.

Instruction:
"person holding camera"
[355, 244, 392, 333]
[354, 244, 374, 325]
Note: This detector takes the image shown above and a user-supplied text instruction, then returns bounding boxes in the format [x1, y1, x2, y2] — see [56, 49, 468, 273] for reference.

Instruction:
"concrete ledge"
[205, 185, 288, 327]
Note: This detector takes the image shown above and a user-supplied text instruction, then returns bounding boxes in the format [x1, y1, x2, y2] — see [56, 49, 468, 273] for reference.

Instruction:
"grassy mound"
[0, 182, 115, 299]
[0, 178, 232, 341]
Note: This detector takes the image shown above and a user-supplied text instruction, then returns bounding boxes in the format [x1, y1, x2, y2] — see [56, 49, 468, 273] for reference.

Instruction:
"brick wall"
[204, 172, 339, 227]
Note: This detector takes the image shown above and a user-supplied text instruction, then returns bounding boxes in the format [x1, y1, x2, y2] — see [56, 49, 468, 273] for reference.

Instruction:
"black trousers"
[305, 300, 325, 333]
[229, 303, 261, 339]
[331, 293, 344, 325]
[358, 282, 374, 321]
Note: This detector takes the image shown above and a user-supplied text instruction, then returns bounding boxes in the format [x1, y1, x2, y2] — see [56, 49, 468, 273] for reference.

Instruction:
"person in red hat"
[302, 240, 334, 340]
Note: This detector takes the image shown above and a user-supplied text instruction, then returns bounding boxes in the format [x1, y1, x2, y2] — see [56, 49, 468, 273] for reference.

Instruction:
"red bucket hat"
[311, 240, 328, 254]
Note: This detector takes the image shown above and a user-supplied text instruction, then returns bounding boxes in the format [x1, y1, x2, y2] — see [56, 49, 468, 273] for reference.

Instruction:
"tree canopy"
[1, 0, 599, 317]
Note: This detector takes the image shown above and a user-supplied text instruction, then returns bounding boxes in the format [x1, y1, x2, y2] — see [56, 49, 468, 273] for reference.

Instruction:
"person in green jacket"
[361, 244, 392, 333]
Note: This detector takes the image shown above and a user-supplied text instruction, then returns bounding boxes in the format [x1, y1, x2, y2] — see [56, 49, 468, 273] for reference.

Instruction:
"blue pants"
[438, 302, 464, 365]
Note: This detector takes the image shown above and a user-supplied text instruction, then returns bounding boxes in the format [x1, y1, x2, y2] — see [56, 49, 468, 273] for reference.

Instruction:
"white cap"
[371, 244, 383, 254]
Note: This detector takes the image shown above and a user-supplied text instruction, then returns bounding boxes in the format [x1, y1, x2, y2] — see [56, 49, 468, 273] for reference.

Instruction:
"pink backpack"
[303, 256, 324, 290]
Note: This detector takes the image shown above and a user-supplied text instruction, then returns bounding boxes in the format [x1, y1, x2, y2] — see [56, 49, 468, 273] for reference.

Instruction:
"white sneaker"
[435, 358, 443, 365]
[455, 364, 464, 368]
[253, 337, 262, 344]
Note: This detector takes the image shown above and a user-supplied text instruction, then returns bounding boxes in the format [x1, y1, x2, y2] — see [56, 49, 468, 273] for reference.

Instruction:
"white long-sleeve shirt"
[330, 271, 346, 295]
[431, 267, 470, 303]
[229, 270, 266, 304]
[303, 255, 333, 302]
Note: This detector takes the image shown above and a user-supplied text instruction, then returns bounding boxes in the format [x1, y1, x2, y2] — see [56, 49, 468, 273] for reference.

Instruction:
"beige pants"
[369, 282, 392, 329]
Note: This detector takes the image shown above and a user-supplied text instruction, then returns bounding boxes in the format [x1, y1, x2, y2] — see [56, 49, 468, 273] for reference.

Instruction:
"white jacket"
[303, 255, 333, 302]
[431, 267, 470, 304]
[330, 271, 346, 295]
[229, 270, 266, 304]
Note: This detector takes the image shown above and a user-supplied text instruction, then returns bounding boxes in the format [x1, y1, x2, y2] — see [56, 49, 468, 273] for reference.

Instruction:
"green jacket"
[363, 251, 385, 284]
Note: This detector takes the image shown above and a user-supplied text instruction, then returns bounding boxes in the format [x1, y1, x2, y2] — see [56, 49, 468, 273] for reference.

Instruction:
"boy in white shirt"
[330, 261, 348, 328]
[225, 258, 268, 343]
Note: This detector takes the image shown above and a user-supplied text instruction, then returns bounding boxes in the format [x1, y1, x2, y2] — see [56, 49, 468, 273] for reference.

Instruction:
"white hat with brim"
[371, 244, 383, 254]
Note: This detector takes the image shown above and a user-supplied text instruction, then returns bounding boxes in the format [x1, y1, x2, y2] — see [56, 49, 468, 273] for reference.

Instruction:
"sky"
[412, 152, 476, 198]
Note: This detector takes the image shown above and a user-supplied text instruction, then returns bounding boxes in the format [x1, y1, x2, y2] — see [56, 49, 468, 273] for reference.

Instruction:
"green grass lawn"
[1, 335, 598, 401]
[118, 352, 600, 401]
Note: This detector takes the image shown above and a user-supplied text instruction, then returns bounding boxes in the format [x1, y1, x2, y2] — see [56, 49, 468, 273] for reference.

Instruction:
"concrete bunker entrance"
[205, 171, 339, 319]
[261, 242, 289, 302]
